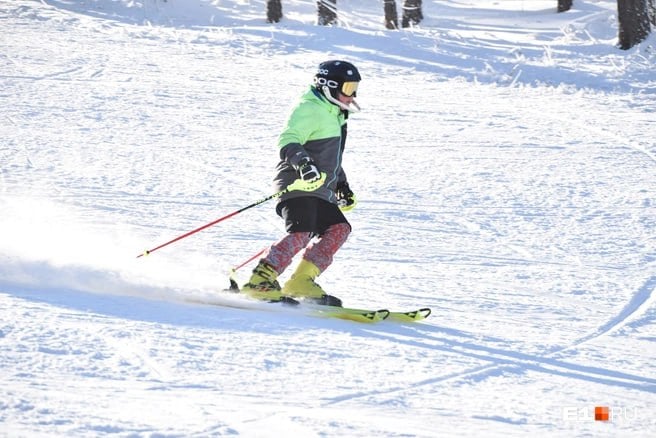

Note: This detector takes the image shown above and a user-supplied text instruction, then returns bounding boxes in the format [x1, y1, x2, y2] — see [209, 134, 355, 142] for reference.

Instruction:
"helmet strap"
[321, 85, 361, 112]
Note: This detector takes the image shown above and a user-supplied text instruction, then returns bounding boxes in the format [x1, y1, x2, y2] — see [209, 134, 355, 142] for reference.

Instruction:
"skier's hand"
[297, 157, 321, 183]
[289, 157, 326, 192]
[336, 181, 357, 212]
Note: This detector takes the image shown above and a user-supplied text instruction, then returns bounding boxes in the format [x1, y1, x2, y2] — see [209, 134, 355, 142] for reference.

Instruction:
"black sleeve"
[280, 143, 310, 169]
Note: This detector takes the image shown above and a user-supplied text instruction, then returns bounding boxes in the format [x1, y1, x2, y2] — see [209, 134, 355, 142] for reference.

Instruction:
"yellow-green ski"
[387, 308, 432, 322]
[312, 306, 390, 323]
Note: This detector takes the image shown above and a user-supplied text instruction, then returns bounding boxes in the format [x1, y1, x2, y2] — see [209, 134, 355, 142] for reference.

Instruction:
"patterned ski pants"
[264, 222, 350, 274]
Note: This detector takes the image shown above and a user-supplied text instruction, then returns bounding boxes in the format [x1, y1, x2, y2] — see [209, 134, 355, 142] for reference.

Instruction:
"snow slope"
[1, 0, 655, 436]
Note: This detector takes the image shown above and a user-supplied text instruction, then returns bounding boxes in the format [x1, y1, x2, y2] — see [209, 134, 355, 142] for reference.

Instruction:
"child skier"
[241, 60, 360, 307]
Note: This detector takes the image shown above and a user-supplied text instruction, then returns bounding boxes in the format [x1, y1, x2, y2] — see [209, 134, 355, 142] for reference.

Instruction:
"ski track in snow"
[1, 0, 656, 436]
[318, 276, 656, 407]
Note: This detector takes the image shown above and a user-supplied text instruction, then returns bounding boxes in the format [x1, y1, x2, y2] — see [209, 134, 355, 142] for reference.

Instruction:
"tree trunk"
[617, 0, 651, 49]
[266, 0, 282, 23]
[401, 0, 423, 28]
[317, 0, 337, 26]
[384, 0, 399, 30]
[558, 0, 573, 13]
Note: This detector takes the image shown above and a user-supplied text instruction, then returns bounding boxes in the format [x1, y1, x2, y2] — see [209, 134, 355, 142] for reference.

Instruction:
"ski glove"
[288, 157, 326, 192]
[335, 181, 357, 212]
[297, 157, 321, 183]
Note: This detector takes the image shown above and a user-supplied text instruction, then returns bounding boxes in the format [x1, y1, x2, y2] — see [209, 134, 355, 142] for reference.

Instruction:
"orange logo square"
[595, 406, 610, 421]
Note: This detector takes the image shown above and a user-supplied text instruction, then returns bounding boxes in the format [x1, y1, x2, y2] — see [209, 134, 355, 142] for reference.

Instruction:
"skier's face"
[338, 92, 355, 105]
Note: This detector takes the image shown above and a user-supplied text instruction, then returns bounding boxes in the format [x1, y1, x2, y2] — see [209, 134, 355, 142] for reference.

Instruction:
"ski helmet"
[313, 60, 361, 101]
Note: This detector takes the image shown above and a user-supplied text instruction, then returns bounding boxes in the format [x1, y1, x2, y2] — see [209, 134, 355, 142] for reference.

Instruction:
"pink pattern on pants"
[304, 222, 351, 272]
[264, 223, 351, 274]
[264, 232, 311, 274]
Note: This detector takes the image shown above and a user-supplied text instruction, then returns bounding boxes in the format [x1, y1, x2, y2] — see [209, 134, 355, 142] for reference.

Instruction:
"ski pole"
[232, 247, 267, 272]
[136, 174, 326, 258]
[137, 188, 286, 258]
[227, 248, 266, 291]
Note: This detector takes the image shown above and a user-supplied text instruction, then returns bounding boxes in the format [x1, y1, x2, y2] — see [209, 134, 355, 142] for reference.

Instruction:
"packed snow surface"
[1, 0, 655, 436]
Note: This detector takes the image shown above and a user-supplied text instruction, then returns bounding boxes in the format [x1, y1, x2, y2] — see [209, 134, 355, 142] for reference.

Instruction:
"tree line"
[267, 0, 423, 29]
[266, 0, 654, 49]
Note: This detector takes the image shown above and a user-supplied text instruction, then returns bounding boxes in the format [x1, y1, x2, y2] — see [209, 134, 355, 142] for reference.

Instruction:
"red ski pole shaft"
[227, 247, 267, 291]
[137, 187, 288, 258]
[232, 247, 267, 271]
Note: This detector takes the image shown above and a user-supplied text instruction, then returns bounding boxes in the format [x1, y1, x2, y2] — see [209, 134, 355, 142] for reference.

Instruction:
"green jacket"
[273, 86, 348, 207]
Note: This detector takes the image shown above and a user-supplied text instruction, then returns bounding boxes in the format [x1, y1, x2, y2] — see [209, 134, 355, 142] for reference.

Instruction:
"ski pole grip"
[286, 173, 326, 192]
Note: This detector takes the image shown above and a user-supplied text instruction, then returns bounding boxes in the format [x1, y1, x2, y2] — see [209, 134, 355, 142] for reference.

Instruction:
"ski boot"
[241, 260, 283, 302]
[282, 259, 342, 307]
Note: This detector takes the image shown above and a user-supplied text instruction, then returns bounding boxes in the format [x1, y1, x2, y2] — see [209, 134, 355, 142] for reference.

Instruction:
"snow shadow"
[358, 322, 656, 395]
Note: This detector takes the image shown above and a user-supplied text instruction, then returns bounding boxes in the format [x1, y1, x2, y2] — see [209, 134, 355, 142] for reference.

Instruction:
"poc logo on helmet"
[314, 77, 339, 89]
[317, 68, 330, 75]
